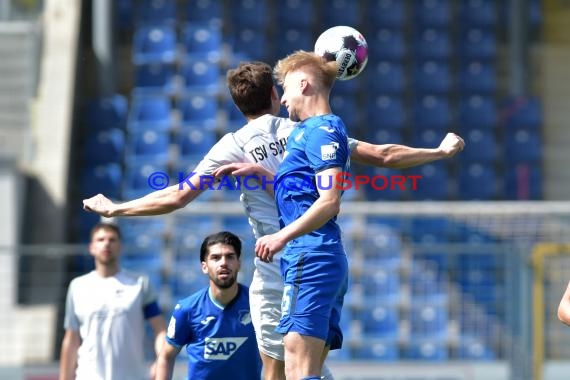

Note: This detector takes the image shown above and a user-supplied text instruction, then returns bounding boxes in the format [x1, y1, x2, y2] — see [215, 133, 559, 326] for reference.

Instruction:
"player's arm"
[558, 281, 570, 325]
[155, 342, 181, 380]
[213, 162, 275, 197]
[255, 167, 342, 262]
[148, 315, 167, 378]
[350, 132, 465, 169]
[59, 329, 80, 380]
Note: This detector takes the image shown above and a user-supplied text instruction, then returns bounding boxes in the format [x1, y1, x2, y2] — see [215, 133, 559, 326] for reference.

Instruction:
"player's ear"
[201, 261, 208, 274]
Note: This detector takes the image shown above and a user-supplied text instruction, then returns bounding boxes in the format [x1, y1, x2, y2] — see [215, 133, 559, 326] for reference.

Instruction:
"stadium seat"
[458, 61, 497, 94]
[358, 304, 399, 338]
[126, 129, 170, 165]
[229, 28, 268, 60]
[362, 167, 408, 201]
[76, 209, 103, 243]
[408, 163, 450, 200]
[127, 95, 172, 132]
[179, 59, 221, 96]
[80, 163, 122, 199]
[367, 0, 406, 28]
[115, 0, 134, 32]
[133, 63, 178, 96]
[410, 217, 451, 243]
[458, 28, 496, 61]
[409, 303, 448, 339]
[273, 28, 313, 61]
[119, 218, 165, 256]
[504, 129, 542, 163]
[185, 0, 222, 28]
[231, 0, 268, 30]
[352, 338, 399, 361]
[501, 96, 542, 130]
[177, 95, 218, 130]
[359, 264, 400, 302]
[83, 128, 125, 164]
[410, 264, 447, 302]
[322, 0, 360, 29]
[330, 95, 358, 128]
[459, 0, 497, 27]
[412, 95, 451, 131]
[123, 162, 169, 199]
[135, 0, 176, 26]
[368, 28, 407, 61]
[413, 0, 452, 28]
[366, 95, 406, 130]
[360, 222, 403, 264]
[458, 95, 497, 131]
[171, 258, 208, 300]
[461, 129, 497, 163]
[181, 23, 222, 62]
[132, 25, 177, 65]
[458, 162, 497, 200]
[413, 28, 452, 61]
[411, 128, 446, 149]
[505, 163, 542, 200]
[412, 60, 452, 94]
[172, 215, 217, 258]
[458, 337, 497, 360]
[365, 61, 406, 95]
[177, 127, 217, 162]
[85, 94, 128, 131]
[403, 339, 448, 360]
[276, 0, 315, 28]
[224, 99, 247, 132]
[364, 129, 403, 145]
[121, 256, 163, 290]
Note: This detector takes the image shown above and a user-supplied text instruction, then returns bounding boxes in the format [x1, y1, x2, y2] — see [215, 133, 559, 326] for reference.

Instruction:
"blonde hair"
[273, 50, 337, 90]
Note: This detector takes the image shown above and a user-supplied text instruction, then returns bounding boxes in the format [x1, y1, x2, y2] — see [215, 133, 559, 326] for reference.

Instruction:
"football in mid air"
[314, 25, 368, 81]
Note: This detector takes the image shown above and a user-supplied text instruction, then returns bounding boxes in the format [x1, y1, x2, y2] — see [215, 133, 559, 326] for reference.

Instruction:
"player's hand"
[255, 234, 286, 263]
[438, 133, 465, 157]
[83, 194, 115, 217]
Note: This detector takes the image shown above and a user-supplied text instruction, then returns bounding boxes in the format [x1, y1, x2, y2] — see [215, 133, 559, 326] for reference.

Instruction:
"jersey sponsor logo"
[238, 310, 251, 325]
[204, 337, 247, 360]
[167, 316, 176, 339]
[321, 142, 339, 160]
[200, 316, 216, 325]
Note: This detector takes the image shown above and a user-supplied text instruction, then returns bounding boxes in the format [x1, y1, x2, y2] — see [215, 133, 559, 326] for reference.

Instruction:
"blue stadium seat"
[273, 28, 313, 60]
[85, 94, 128, 130]
[172, 215, 217, 258]
[409, 163, 449, 200]
[135, 0, 176, 26]
[224, 99, 247, 132]
[80, 163, 122, 199]
[126, 129, 170, 165]
[177, 128, 216, 162]
[455, 224, 498, 244]
[368, 29, 407, 61]
[458, 95, 497, 131]
[458, 162, 497, 200]
[121, 256, 162, 290]
[413, 28, 451, 61]
[231, 0, 268, 29]
[333, 78, 361, 96]
[179, 59, 221, 96]
[458, 28, 496, 61]
[458, 337, 497, 360]
[322, 0, 360, 29]
[459, 0, 497, 27]
[181, 23, 222, 62]
[411, 128, 445, 149]
[132, 25, 177, 65]
[413, 0, 452, 28]
[230, 28, 268, 60]
[133, 63, 177, 96]
[461, 129, 497, 163]
[127, 96, 172, 132]
[359, 265, 400, 302]
[119, 218, 165, 256]
[366, 61, 406, 95]
[501, 96, 542, 130]
[409, 303, 448, 339]
[412, 95, 451, 131]
[331, 95, 358, 128]
[171, 258, 207, 300]
[504, 129, 542, 163]
[365, 129, 403, 145]
[115, 0, 134, 32]
[84, 128, 125, 164]
[403, 339, 448, 360]
[412, 60, 452, 94]
[360, 223, 403, 263]
[123, 162, 169, 199]
[76, 209, 102, 243]
[366, 95, 406, 130]
[367, 0, 406, 28]
[276, 0, 315, 28]
[458, 61, 497, 94]
[505, 163, 542, 200]
[410, 217, 451, 243]
[362, 167, 407, 201]
[352, 338, 399, 361]
[185, 0, 222, 28]
[358, 304, 399, 338]
[177, 95, 218, 130]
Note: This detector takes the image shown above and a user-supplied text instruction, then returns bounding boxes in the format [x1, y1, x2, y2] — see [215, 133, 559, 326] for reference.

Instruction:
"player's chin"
[214, 276, 236, 289]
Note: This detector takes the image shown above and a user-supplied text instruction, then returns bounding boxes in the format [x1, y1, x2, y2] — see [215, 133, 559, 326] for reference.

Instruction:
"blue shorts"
[275, 248, 348, 350]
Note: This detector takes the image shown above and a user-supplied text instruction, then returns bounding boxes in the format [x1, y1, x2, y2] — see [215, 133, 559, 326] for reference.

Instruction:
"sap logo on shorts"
[204, 337, 247, 360]
[321, 142, 339, 160]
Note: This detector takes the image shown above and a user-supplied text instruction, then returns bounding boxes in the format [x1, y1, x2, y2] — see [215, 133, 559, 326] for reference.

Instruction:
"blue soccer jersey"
[274, 114, 350, 251]
[165, 284, 261, 380]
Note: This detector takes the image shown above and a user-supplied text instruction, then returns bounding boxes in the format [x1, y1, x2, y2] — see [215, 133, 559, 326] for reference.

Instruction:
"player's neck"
[95, 264, 119, 278]
[301, 96, 331, 119]
[209, 284, 239, 306]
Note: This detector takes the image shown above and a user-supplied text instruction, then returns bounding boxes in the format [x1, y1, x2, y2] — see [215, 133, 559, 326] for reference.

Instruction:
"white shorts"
[249, 253, 285, 360]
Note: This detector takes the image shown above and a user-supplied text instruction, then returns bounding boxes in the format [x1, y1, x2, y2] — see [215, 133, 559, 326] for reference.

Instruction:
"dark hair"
[226, 62, 274, 118]
[90, 222, 121, 241]
[200, 231, 242, 262]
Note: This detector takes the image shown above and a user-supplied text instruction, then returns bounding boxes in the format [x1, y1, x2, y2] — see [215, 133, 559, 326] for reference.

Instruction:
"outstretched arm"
[351, 132, 465, 169]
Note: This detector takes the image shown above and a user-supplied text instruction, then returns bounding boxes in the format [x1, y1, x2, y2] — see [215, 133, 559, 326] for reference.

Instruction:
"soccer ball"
[314, 26, 369, 81]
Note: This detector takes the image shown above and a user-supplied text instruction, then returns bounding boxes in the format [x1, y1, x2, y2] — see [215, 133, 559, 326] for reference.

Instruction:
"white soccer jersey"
[64, 270, 158, 380]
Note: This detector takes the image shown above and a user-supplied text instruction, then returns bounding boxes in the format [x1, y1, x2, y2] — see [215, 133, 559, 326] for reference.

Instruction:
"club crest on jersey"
[204, 337, 247, 360]
[238, 310, 251, 325]
[321, 142, 339, 160]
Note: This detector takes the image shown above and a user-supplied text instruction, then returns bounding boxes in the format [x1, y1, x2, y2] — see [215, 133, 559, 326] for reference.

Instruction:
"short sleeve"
[347, 137, 359, 151]
[63, 282, 79, 330]
[193, 133, 245, 176]
[141, 275, 162, 319]
[305, 124, 350, 173]
[165, 303, 193, 348]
